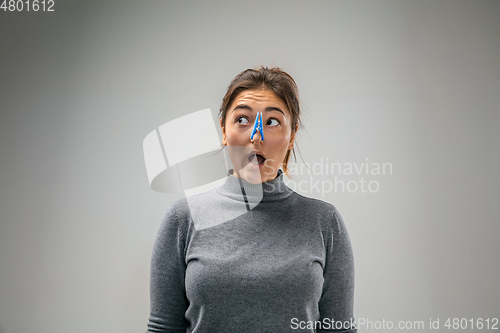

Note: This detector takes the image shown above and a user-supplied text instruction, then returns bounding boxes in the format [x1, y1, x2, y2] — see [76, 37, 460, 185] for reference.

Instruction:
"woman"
[146, 66, 357, 333]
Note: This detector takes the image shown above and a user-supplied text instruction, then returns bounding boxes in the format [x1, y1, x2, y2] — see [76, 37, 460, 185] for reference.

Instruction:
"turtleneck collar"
[216, 168, 293, 203]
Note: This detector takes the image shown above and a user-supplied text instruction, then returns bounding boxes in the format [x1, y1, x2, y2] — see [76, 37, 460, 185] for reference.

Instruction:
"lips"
[247, 151, 266, 165]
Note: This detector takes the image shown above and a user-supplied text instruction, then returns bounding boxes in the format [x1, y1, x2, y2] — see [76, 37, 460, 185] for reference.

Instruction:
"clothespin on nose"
[250, 112, 264, 142]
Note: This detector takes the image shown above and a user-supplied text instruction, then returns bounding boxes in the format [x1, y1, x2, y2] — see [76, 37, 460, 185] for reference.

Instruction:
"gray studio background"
[1, 1, 499, 332]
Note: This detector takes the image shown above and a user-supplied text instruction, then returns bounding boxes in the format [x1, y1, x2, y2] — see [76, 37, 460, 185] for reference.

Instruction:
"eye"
[236, 116, 249, 124]
[266, 118, 280, 126]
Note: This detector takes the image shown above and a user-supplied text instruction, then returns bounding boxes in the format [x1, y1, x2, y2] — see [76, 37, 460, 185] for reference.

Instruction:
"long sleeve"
[146, 201, 190, 333]
[317, 206, 357, 333]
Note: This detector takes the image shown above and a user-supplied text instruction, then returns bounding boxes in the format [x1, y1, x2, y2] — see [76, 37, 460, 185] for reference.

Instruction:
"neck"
[231, 168, 278, 184]
[216, 168, 293, 203]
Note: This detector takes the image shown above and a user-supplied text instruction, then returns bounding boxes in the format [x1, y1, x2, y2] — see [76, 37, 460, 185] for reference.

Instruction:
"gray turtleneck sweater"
[146, 169, 356, 333]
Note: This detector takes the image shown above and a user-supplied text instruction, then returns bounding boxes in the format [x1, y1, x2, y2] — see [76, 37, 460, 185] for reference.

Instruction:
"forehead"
[231, 89, 288, 111]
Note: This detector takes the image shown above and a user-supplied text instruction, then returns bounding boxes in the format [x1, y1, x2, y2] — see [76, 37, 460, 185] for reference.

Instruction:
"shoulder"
[290, 192, 346, 234]
[158, 196, 194, 239]
[291, 191, 339, 218]
[160, 188, 220, 230]
[162, 196, 189, 221]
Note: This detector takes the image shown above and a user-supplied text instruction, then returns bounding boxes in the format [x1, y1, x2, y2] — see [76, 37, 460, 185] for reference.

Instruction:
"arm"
[146, 202, 189, 333]
[317, 207, 357, 333]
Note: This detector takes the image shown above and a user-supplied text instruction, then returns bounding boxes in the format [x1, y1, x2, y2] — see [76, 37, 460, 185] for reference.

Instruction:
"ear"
[288, 124, 298, 150]
[220, 118, 227, 146]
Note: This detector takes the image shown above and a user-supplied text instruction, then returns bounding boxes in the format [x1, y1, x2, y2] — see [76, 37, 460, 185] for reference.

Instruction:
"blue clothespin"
[250, 112, 264, 142]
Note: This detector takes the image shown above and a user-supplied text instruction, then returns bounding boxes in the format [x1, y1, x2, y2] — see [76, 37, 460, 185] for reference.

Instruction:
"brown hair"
[219, 66, 301, 177]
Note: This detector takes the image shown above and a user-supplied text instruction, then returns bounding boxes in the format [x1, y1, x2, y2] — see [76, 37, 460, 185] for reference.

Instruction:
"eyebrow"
[232, 104, 285, 116]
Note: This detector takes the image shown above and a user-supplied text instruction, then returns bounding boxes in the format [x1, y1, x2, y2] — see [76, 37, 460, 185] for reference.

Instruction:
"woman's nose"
[251, 129, 262, 142]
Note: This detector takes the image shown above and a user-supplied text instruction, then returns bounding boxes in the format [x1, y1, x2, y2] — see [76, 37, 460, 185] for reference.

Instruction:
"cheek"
[268, 134, 291, 155]
[273, 131, 291, 145]
[226, 128, 248, 144]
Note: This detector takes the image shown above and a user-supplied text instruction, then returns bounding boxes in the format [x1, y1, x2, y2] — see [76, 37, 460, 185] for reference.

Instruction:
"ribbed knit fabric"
[146, 169, 357, 333]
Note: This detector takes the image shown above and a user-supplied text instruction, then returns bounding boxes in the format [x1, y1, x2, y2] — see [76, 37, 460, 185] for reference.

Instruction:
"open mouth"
[247, 152, 266, 165]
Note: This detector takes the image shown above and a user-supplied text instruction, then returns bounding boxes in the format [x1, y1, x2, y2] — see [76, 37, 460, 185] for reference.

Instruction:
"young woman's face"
[220, 89, 297, 184]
